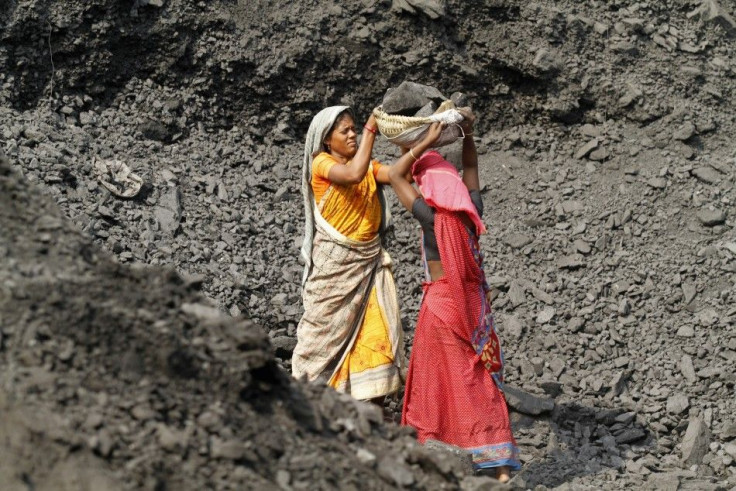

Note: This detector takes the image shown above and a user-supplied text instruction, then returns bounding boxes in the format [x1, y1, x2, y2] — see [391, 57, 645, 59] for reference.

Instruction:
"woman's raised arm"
[457, 107, 480, 192]
[388, 122, 444, 212]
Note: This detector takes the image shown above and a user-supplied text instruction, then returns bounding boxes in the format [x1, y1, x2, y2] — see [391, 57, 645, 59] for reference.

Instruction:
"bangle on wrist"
[409, 148, 418, 161]
[364, 124, 377, 134]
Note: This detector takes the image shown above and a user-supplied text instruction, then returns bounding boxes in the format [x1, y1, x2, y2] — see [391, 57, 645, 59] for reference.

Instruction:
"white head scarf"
[300, 106, 391, 286]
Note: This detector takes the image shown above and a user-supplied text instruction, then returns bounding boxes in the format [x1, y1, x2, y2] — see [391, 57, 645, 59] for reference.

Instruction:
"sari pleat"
[293, 157, 402, 400]
[402, 210, 520, 470]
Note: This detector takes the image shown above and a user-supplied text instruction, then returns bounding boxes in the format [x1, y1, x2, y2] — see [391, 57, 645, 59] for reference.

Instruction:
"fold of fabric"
[292, 207, 402, 398]
[301, 105, 350, 286]
[300, 107, 391, 285]
[296, 106, 400, 399]
[401, 210, 519, 470]
[328, 271, 401, 400]
[401, 279, 519, 470]
[411, 150, 486, 235]
[434, 211, 503, 382]
[315, 155, 383, 242]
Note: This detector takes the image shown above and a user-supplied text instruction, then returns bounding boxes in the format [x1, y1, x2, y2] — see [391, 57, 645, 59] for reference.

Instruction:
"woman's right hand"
[422, 122, 445, 147]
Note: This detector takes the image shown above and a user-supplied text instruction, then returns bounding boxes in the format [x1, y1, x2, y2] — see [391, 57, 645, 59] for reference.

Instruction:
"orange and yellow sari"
[293, 151, 403, 400]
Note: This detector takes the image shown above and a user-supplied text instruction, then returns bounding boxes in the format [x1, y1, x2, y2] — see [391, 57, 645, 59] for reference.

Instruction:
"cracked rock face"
[2, 0, 736, 489]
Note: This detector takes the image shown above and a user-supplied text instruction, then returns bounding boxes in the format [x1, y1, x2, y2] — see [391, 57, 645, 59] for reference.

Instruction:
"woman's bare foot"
[496, 466, 510, 483]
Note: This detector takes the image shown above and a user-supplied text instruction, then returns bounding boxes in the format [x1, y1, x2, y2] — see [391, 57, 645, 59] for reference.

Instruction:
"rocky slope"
[2, 0, 736, 489]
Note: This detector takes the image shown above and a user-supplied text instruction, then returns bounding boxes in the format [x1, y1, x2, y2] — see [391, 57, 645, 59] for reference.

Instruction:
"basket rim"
[373, 101, 459, 138]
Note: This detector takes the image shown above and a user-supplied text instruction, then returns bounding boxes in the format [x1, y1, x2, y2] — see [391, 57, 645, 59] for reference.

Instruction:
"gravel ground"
[1, 0, 735, 489]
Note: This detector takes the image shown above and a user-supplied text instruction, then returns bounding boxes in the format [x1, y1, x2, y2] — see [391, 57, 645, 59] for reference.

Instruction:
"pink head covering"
[411, 150, 486, 234]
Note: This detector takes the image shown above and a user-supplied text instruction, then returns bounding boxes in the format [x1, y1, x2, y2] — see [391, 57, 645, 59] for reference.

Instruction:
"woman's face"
[325, 114, 358, 159]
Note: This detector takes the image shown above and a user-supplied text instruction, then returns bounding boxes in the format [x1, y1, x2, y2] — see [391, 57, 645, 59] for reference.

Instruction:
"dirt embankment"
[2, 0, 736, 489]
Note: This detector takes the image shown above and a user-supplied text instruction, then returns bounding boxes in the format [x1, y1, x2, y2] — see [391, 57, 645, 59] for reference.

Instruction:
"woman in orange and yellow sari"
[292, 106, 403, 403]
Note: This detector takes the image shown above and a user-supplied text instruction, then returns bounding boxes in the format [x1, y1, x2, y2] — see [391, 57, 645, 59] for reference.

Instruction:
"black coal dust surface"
[1, 0, 736, 489]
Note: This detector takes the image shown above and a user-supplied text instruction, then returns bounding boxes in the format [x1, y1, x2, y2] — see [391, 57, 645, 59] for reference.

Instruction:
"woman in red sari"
[389, 111, 520, 482]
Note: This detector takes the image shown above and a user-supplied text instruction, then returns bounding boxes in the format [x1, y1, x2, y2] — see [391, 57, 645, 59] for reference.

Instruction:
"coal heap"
[2, 0, 736, 489]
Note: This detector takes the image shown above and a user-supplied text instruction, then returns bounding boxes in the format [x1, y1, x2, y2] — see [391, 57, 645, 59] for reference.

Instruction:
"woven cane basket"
[373, 100, 463, 148]
[372, 99, 457, 138]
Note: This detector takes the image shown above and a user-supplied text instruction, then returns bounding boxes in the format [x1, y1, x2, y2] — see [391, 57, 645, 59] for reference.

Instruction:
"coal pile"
[0, 153, 498, 490]
[2, 0, 736, 489]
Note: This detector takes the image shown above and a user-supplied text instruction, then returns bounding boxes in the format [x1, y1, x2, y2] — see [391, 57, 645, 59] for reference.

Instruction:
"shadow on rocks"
[500, 386, 652, 489]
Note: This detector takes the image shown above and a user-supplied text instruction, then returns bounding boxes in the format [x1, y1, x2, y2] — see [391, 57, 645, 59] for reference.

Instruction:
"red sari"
[401, 210, 520, 470]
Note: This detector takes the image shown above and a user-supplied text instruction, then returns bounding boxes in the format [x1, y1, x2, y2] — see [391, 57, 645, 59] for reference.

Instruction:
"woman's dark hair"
[322, 109, 355, 153]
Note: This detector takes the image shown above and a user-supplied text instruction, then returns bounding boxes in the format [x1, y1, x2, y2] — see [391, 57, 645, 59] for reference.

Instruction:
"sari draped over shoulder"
[293, 107, 402, 400]
[402, 151, 520, 471]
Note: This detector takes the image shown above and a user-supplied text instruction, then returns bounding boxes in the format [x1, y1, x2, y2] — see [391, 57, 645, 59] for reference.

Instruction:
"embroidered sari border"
[468, 442, 521, 471]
